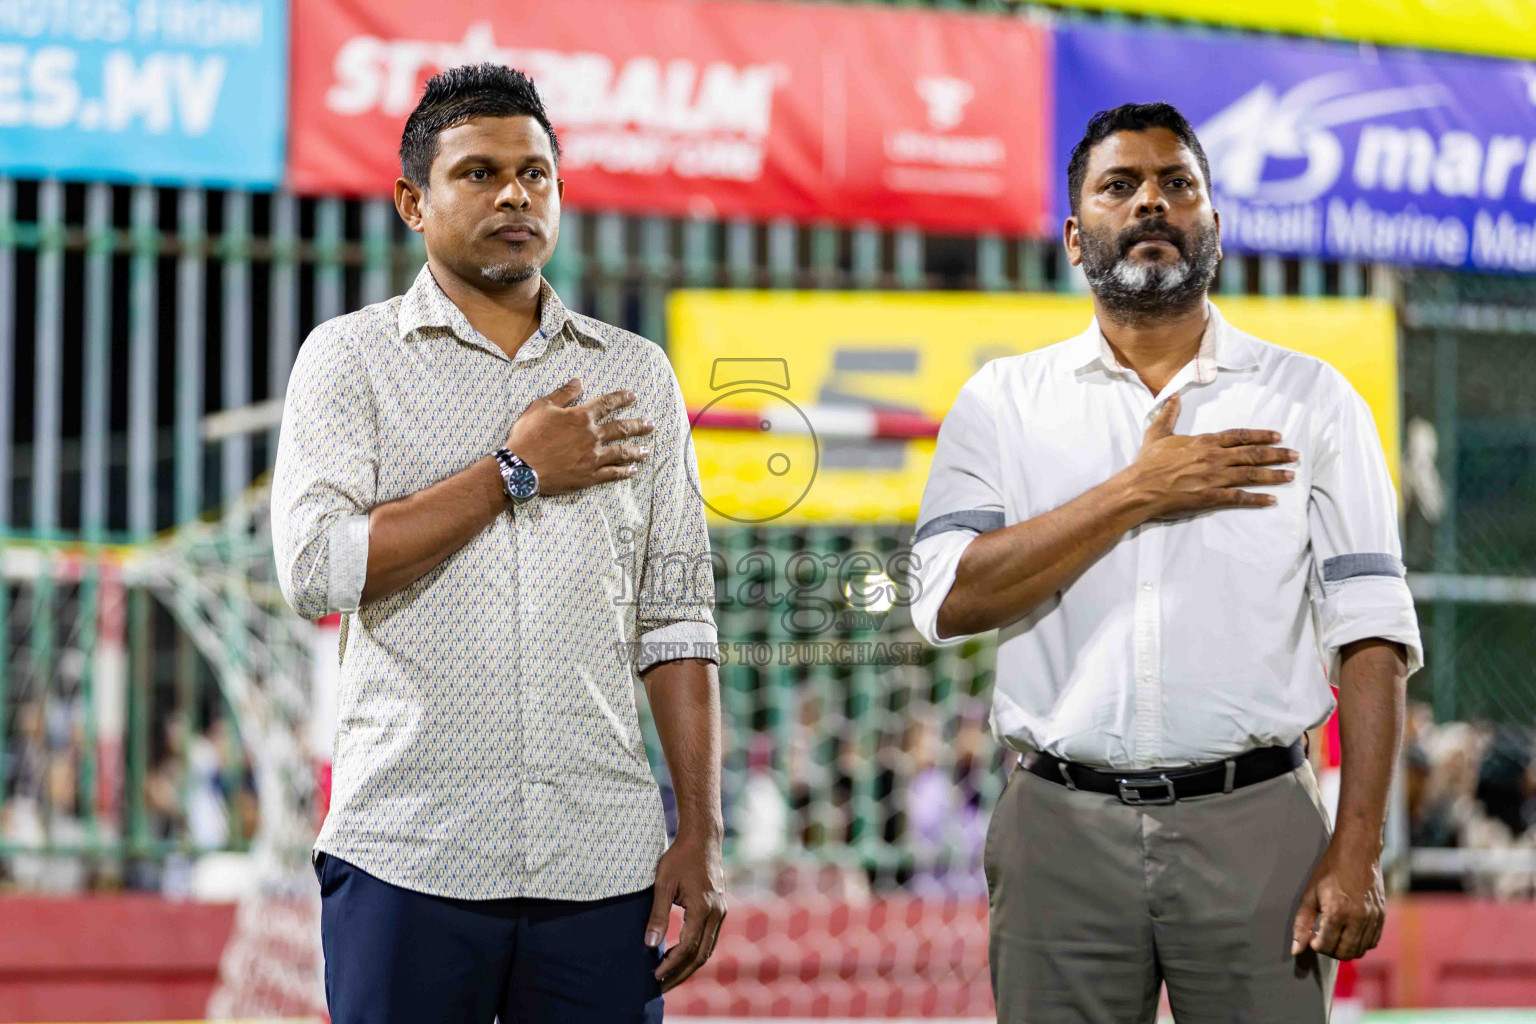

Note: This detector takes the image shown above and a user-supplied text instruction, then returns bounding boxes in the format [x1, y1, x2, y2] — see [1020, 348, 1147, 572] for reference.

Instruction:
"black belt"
[1022, 740, 1306, 805]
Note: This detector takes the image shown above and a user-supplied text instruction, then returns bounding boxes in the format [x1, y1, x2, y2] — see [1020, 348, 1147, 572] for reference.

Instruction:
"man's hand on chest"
[507, 377, 655, 494]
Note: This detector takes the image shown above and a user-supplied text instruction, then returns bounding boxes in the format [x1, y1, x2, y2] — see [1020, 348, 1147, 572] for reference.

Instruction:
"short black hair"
[399, 63, 560, 188]
[1066, 102, 1211, 216]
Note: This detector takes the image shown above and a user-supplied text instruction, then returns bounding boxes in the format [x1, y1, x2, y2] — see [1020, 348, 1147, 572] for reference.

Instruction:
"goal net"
[141, 478, 327, 1020]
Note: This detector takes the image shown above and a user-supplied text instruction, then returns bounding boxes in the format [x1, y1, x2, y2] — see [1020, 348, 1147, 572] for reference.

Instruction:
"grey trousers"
[984, 760, 1336, 1023]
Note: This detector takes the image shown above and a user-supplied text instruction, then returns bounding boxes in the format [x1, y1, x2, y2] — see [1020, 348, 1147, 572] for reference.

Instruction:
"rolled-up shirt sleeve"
[271, 323, 379, 621]
[907, 365, 1006, 648]
[633, 357, 719, 673]
[1307, 370, 1424, 681]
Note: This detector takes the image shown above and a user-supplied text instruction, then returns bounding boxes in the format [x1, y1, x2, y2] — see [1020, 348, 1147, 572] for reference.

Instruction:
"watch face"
[509, 463, 538, 500]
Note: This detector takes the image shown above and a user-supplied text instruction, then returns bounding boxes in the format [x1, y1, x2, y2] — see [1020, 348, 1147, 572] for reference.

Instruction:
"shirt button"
[1142, 581, 1154, 591]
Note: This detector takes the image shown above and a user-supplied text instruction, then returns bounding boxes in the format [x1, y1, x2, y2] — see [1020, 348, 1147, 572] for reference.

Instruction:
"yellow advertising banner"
[667, 291, 1399, 526]
[1043, 0, 1536, 62]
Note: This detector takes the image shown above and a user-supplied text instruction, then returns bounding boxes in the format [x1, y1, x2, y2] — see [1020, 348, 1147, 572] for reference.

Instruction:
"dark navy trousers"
[315, 851, 665, 1024]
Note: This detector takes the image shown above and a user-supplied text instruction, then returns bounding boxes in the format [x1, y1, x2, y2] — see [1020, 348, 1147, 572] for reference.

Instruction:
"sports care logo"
[324, 22, 783, 181]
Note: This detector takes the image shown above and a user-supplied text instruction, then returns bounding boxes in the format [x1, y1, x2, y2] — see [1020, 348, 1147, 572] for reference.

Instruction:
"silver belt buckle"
[1117, 774, 1177, 805]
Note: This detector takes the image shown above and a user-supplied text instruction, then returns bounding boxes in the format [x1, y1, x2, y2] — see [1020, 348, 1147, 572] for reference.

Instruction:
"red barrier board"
[5, 895, 1536, 1015]
[288, 0, 1051, 234]
[0, 896, 236, 1021]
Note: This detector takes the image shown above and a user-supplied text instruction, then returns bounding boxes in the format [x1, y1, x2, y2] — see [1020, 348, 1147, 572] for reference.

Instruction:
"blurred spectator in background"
[188, 718, 232, 852]
[135, 719, 190, 893]
[736, 732, 788, 869]
[2, 700, 47, 808]
[1406, 702, 1536, 898]
[902, 708, 989, 896]
[121, 713, 260, 893]
[2, 700, 97, 893]
[5, 748, 91, 893]
[1406, 704, 1470, 858]
[773, 690, 874, 900]
[1478, 724, 1535, 839]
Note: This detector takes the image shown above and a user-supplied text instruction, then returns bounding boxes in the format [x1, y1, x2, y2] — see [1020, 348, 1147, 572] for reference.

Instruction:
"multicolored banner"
[288, 0, 1049, 234]
[1044, 0, 1536, 63]
[0, 0, 286, 186]
[668, 291, 1398, 525]
[1055, 23, 1536, 272]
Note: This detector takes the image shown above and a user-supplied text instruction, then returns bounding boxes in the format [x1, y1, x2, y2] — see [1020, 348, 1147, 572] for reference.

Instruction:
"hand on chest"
[368, 341, 659, 520]
[1009, 382, 1315, 569]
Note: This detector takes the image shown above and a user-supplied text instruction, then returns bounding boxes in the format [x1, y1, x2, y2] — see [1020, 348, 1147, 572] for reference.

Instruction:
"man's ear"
[1212, 207, 1223, 261]
[395, 177, 426, 234]
[1063, 216, 1082, 268]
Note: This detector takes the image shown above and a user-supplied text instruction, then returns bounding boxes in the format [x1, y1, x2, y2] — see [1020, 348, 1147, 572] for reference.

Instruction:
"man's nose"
[1134, 182, 1167, 218]
[497, 179, 530, 209]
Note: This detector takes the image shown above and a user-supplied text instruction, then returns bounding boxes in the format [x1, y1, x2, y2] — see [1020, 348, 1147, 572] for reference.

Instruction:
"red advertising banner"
[288, 0, 1050, 235]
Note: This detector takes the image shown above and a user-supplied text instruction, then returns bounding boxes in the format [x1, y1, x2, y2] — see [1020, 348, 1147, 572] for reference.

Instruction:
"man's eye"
[1168, 178, 1191, 189]
[525, 168, 544, 181]
[468, 169, 490, 181]
[1107, 181, 1130, 192]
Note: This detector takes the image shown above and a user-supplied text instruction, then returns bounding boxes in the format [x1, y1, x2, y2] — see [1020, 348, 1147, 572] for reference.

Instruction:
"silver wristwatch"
[493, 448, 539, 504]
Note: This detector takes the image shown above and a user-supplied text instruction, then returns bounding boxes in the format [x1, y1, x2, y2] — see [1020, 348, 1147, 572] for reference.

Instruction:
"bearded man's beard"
[1078, 216, 1221, 323]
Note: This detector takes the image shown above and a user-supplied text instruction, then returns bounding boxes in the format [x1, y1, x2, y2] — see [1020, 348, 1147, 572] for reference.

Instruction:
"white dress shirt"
[908, 301, 1422, 770]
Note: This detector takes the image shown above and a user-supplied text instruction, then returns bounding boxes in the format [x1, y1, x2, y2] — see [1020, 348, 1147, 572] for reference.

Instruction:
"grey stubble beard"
[479, 260, 541, 286]
[1078, 217, 1222, 327]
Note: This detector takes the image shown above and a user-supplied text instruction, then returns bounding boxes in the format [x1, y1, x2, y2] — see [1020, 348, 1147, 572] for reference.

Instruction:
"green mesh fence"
[1401, 270, 1536, 728]
[693, 525, 1005, 890]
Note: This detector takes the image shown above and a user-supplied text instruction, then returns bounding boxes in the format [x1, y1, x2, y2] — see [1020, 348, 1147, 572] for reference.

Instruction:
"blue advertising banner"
[1054, 24, 1536, 272]
[0, 0, 285, 187]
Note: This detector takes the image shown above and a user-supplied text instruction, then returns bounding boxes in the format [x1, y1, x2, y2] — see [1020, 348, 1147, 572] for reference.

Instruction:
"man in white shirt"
[908, 103, 1421, 1023]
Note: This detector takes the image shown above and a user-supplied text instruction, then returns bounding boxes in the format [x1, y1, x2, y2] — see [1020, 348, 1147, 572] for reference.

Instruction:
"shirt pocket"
[1196, 479, 1308, 570]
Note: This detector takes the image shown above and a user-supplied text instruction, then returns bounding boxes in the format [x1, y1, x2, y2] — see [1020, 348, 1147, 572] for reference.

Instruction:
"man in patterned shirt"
[272, 64, 725, 1023]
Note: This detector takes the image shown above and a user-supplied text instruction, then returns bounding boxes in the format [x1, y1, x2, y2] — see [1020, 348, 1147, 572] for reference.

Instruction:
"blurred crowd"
[0, 698, 259, 895]
[724, 691, 1003, 899]
[4, 688, 1536, 898]
[717, 692, 1536, 900]
[1405, 702, 1536, 896]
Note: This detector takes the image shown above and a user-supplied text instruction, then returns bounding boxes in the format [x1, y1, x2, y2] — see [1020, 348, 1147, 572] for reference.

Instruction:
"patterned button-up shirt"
[272, 264, 719, 900]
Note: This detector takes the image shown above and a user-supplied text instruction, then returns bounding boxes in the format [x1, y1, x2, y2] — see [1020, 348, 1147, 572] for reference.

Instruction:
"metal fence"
[1399, 271, 1536, 727]
[0, 174, 1531, 891]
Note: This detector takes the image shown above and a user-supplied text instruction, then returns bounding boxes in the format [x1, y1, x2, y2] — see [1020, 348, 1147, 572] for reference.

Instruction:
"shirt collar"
[1063, 300, 1260, 383]
[396, 263, 605, 361]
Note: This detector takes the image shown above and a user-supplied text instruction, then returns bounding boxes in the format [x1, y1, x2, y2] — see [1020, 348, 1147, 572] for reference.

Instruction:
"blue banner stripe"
[0, 0, 287, 187]
[1053, 22, 1536, 273]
